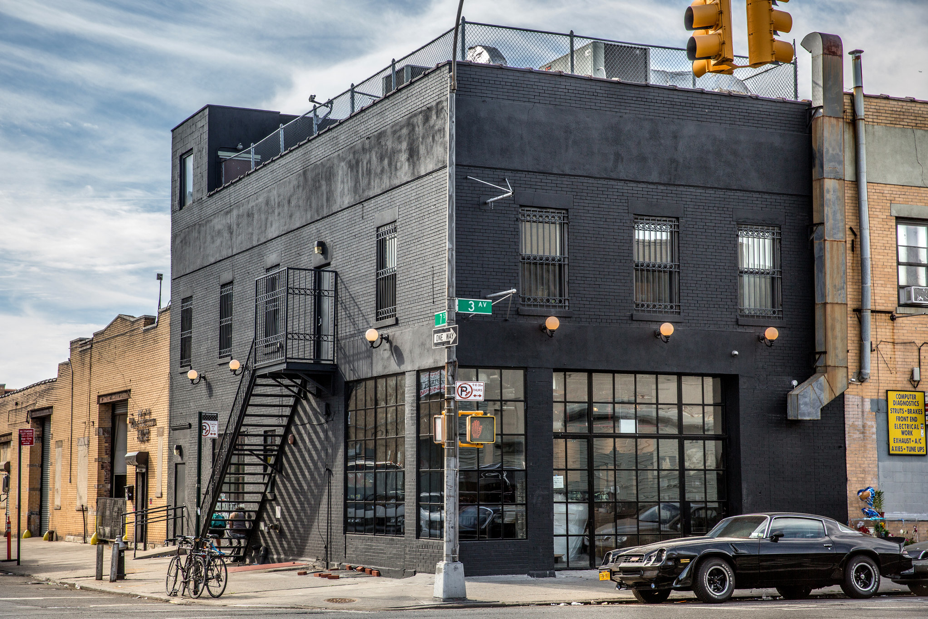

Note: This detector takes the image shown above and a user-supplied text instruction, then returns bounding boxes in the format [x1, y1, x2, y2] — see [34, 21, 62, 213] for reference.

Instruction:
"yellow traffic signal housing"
[684, 0, 735, 77]
[464, 413, 496, 444]
[746, 0, 794, 67]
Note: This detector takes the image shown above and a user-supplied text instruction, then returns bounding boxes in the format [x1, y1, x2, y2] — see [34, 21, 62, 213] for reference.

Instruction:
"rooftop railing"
[221, 19, 798, 188]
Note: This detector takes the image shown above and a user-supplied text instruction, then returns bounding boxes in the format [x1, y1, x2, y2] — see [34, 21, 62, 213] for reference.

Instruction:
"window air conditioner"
[903, 286, 928, 305]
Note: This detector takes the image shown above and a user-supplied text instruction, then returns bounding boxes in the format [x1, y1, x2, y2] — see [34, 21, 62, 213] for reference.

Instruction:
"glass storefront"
[553, 372, 726, 569]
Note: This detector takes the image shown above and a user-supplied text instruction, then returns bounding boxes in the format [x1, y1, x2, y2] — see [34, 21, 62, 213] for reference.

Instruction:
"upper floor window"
[898, 221, 928, 304]
[180, 296, 193, 366]
[738, 225, 782, 318]
[180, 152, 193, 209]
[218, 283, 233, 357]
[634, 216, 679, 314]
[519, 207, 569, 310]
[376, 223, 397, 321]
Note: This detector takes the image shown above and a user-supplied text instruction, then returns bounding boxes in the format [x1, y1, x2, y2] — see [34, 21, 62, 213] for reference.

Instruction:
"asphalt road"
[2, 574, 928, 618]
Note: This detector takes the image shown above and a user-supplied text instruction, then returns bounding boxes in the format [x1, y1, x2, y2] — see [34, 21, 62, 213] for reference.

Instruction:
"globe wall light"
[655, 322, 674, 343]
[365, 328, 389, 349]
[187, 369, 204, 385]
[541, 316, 560, 338]
[759, 327, 779, 347]
[229, 359, 243, 376]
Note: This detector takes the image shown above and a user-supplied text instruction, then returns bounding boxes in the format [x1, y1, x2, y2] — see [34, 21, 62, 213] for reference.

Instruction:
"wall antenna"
[466, 176, 513, 205]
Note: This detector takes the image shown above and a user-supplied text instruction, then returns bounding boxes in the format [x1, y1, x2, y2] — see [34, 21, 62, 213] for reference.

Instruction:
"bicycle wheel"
[189, 555, 207, 599]
[165, 556, 180, 596]
[206, 555, 228, 598]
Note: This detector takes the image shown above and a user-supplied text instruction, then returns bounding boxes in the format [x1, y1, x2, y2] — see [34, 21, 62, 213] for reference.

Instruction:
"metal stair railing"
[199, 338, 256, 539]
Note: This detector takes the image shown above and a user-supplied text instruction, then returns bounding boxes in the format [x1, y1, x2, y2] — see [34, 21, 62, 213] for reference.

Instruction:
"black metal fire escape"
[198, 268, 337, 561]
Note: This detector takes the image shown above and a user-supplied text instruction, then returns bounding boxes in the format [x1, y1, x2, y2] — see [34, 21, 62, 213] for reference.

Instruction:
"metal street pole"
[195, 411, 202, 536]
[434, 0, 466, 602]
[17, 437, 21, 566]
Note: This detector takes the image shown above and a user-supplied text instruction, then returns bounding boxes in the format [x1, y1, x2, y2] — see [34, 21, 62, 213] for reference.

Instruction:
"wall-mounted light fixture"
[229, 359, 243, 376]
[365, 328, 390, 349]
[758, 327, 779, 347]
[541, 316, 560, 338]
[173, 445, 183, 458]
[187, 369, 204, 385]
[655, 322, 674, 343]
[313, 241, 326, 255]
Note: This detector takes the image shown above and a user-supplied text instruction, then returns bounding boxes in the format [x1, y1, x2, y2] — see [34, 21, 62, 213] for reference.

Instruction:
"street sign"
[202, 420, 218, 439]
[432, 325, 459, 348]
[435, 311, 447, 327]
[19, 429, 34, 446]
[455, 381, 485, 401]
[456, 298, 492, 314]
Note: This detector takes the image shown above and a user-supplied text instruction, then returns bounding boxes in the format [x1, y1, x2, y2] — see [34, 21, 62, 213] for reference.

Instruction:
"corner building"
[169, 52, 844, 575]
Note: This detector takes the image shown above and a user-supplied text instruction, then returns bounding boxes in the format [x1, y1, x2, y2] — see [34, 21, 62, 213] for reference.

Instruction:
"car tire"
[908, 584, 928, 596]
[776, 585, 812, 600]
[840, 554, 880, 599]
[693, 557, 735, 604]
[632, 588, 671, 604]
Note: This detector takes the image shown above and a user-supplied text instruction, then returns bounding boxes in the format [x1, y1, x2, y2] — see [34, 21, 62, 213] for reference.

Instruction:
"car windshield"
[707, 515, 769, 539]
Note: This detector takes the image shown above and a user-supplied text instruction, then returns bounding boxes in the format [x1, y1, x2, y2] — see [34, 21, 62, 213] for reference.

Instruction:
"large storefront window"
[553, 372, 726, 569]
[346, 374, 406, 536]
[418, 368, 527, 540]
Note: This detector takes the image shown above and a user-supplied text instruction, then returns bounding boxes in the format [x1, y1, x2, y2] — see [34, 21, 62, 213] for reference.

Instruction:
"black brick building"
[168, 58, 846, 577]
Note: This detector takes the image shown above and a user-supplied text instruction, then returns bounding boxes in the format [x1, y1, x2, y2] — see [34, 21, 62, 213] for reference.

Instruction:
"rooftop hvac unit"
[467, 45, 508, 65]
[382, 64, 430, 96]
[540, 41, 650, 84]
[903, 286, 928, 305]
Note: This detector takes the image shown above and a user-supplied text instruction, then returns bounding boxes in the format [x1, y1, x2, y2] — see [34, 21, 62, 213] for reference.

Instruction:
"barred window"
[180, 296, 193, 366]
[376, 223, 397, 321]
[180, 152, 193, 209]
[346, 374, 406, 536]
[634, 217, 680, 314]
[520, 207, 569, 310]
[898, 221, 928, 304]
[218, 282, 233, 357]
[738, 225, 782, 318]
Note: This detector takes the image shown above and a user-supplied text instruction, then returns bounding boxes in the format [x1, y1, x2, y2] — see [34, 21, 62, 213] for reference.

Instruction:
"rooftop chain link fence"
[222, 20, 798, 187]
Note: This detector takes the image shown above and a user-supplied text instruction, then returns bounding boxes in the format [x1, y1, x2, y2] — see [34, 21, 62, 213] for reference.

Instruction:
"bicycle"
[200, 534, 229, 598]
[165, 536, 206, 598]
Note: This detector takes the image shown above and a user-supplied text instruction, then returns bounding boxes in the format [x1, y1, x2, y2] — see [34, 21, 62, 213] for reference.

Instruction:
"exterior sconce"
[173, 445, 183, 458]
[758, 327, 779, 347]
[187, 369, 204, 385]
[313, 241, 326, 255]
[229, 359, 243, 376]
[655, 322, 674, 343]
[541, 316, 560, 337]
[365, 328, 389, 349]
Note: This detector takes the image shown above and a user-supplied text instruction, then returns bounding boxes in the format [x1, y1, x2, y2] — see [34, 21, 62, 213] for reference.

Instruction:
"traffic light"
[464, 413, 496, 444]
[684, 0, 735, 77]
[746, 0, 793, 67]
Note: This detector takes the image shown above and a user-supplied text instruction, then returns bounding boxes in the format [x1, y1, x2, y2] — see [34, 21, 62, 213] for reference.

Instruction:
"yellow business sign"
[887, 391, 927, 456]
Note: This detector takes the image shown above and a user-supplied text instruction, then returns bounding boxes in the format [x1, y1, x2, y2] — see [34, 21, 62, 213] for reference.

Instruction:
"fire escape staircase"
[198, 268, 337, 562]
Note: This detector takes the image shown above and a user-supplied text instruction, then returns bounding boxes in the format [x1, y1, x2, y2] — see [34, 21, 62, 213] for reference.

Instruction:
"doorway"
[112, 402, 128, 499]
[40, 417, 51, 535]
[173, 463, 186, 538]
[552, 372, 728, 569]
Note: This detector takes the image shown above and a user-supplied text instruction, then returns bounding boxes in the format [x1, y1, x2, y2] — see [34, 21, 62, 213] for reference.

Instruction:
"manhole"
[325, 598, 357, 604]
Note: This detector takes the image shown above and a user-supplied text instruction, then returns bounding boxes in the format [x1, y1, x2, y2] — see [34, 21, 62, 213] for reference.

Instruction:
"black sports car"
[599, 512, 923, 604]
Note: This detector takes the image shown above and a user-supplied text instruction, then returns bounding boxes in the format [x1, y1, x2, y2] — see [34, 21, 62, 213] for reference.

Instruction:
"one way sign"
[432, 325, 459, 348]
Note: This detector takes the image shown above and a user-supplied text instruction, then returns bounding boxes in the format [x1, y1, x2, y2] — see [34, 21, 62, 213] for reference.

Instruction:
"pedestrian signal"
[464, 414, 496, 444]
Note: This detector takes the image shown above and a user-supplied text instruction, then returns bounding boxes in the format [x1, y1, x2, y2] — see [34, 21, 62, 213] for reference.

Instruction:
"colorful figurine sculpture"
[857, 487, 882, 519]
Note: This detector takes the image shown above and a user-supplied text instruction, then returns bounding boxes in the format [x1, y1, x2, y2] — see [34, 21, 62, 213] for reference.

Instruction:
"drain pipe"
[850, 49, 872, 382]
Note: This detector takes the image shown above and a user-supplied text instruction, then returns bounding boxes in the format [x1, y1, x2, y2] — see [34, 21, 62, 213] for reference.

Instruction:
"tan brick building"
[1, 307, 171, 547]
[842, 92, 928, 539]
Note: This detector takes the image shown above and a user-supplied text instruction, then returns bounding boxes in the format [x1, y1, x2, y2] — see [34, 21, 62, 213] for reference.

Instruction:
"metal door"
[40, 417, 51, 534]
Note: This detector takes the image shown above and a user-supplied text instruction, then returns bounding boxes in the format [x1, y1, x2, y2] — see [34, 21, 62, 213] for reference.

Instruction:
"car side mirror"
[770, 530, 784, 542]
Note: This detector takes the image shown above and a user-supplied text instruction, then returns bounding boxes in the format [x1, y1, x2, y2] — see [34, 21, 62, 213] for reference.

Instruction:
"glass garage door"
[552, 372, 727, 569]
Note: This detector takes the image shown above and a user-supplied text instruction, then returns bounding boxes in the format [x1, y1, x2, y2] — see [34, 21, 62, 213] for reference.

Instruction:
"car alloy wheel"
[841, 555, 879, 599]
[694, 557, 735, 603]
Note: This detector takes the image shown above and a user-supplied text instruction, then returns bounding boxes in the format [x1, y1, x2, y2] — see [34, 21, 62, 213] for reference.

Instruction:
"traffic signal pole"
[434, 0, 466, 602]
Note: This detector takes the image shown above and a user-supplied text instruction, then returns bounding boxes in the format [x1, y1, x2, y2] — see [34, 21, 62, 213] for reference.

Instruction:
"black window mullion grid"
[180, 296, 193, 366]
[219, 283, 233, 357]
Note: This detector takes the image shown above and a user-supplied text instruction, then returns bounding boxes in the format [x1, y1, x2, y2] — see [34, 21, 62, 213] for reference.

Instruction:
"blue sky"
[1, 0, 927, 388]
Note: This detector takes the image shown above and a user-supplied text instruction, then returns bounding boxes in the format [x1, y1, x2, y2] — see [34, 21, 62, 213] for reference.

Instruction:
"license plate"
[599, 571, 610, 581]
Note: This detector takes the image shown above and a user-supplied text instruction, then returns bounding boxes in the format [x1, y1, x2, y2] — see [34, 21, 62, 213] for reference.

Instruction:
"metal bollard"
[95, 542, 104, 580]
[109, 540, 126, 582]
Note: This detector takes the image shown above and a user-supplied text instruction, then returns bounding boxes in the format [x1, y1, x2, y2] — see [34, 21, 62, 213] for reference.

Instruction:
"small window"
[738, 225, 782, 318]
[218, 283, 233, 358]
[180, 296, 193, 366]
[770, 517, 826, 539]
[376, 223, 397, 321]
[520, 207, 569, 310]
[634, 216, 680, 314]
[180, 152, 193, 209]
[898, 221, 928, 303]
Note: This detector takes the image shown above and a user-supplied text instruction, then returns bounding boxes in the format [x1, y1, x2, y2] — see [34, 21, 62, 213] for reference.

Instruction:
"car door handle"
[824, 544, 833, 548]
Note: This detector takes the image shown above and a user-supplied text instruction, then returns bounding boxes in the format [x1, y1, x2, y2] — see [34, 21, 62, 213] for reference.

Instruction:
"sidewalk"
[1, 538, 914, 610]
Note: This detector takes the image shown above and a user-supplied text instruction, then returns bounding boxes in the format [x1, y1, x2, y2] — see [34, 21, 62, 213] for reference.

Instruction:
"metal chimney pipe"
[850, 49, 872, 382]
